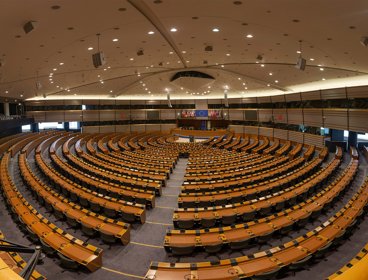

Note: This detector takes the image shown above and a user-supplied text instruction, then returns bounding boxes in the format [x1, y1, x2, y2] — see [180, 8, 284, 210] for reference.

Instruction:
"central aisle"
[91, 158, 189, 280]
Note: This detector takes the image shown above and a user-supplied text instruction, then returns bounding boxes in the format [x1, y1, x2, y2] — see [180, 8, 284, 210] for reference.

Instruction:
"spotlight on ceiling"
[360, 36, 368, 47]
[204, 45, 213, 52]
[23, 21, 38, 34]
[256, 54, 263, 61]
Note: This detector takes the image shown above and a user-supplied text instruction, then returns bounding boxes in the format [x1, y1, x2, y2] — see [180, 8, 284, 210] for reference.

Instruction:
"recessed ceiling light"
[267, 84, 270, 87]
[53, 68, 57, 71]
[20, 94, 23, 97]
[5, 90, 8, 94]
[269, 72, 273, 76]
[87, 47, 93, 51]
[56, 86, 59, 88]
[50, 81, 54, 84]
[59, 62, 64, 65]
[169, 51, 173, 54]
[296, 50, 302, 54]
[260, 64, 265, 67]
[212, 28, 220, 32]
[238, 77, 241, 80]
[112, 38, 119, 42]
[226, 53, 230, 56]
[170, 27, 177, 32]
[275, 80, 279, 83]
[246, 34, 253, 38]
[320, 67, 324, 71]
[322, 78, 326, 80]
[129, 58, 134, 61]
[309, 58, 315, 61]
[182, 50, 186, 53]
[148, 31, 155, 35]
[221, 65, 224, 68]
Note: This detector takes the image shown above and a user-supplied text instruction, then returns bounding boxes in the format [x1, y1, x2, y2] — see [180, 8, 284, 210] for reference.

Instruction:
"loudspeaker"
[360, 36, 368, 47]
[36, 81, 42, 90]
[295, 57, 306, 71]
[23, 21, 37, 34]
[167, 93, 172, 108]
[92, 52, 106, 68]
[224, 92, 229, 108]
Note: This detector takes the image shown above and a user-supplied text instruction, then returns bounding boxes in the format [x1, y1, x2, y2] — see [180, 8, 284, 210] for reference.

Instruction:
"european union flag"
[195, 110, 208, 117]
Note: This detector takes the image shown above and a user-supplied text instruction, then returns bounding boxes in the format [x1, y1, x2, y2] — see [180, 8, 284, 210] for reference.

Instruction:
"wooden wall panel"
[349, 109, 368, 132]
[115, 110, 130, 120]
[161, 124, 176, 132]
[64, 111, 82, 122]
[64, 100, 82, 106]
[145, 124, 160, 132]
[130, 124, 146, 132]
[304, 134, 325, 148]
[82, 111, 99, 121]
[347, 86, 368, 99]
[273, 109, 287, 123]
[82, 126, 100, 133]
[303, 108, 323, 127]
[45, 111, 64, 122]
[116, 125, 130, 133]
[27, 111, 46, 122]
[160, 110, 176, 120]
[324, 109, 348, 130]
[285, 93, 301, 102]
[258, 96, 272, 103]
[258, 109, 272, 122]
[321, 88, 346, 100]
[99, 110, 116, 121]
[130, 110, 145, 120]
[241, 97, 257, 104]
[287, 109, 303, 125]
[229, 109, 244, 120]
[271, 95, 285, 103]
[99, 126, 116, 133]
[259, 127, 273, 138]
[244, 126, 258, 136]
[288, 130, 303, 143]
[302, 90, 321, 100]
[274, 128, 287, 140]
[229, 125, 244, 134]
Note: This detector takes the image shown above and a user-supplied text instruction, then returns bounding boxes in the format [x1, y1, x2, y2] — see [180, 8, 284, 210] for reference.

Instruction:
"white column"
[4, 102, 9, 117]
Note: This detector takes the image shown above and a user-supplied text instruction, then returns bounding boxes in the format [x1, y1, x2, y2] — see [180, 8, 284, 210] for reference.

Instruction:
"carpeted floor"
[0, 151, 367, 280]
